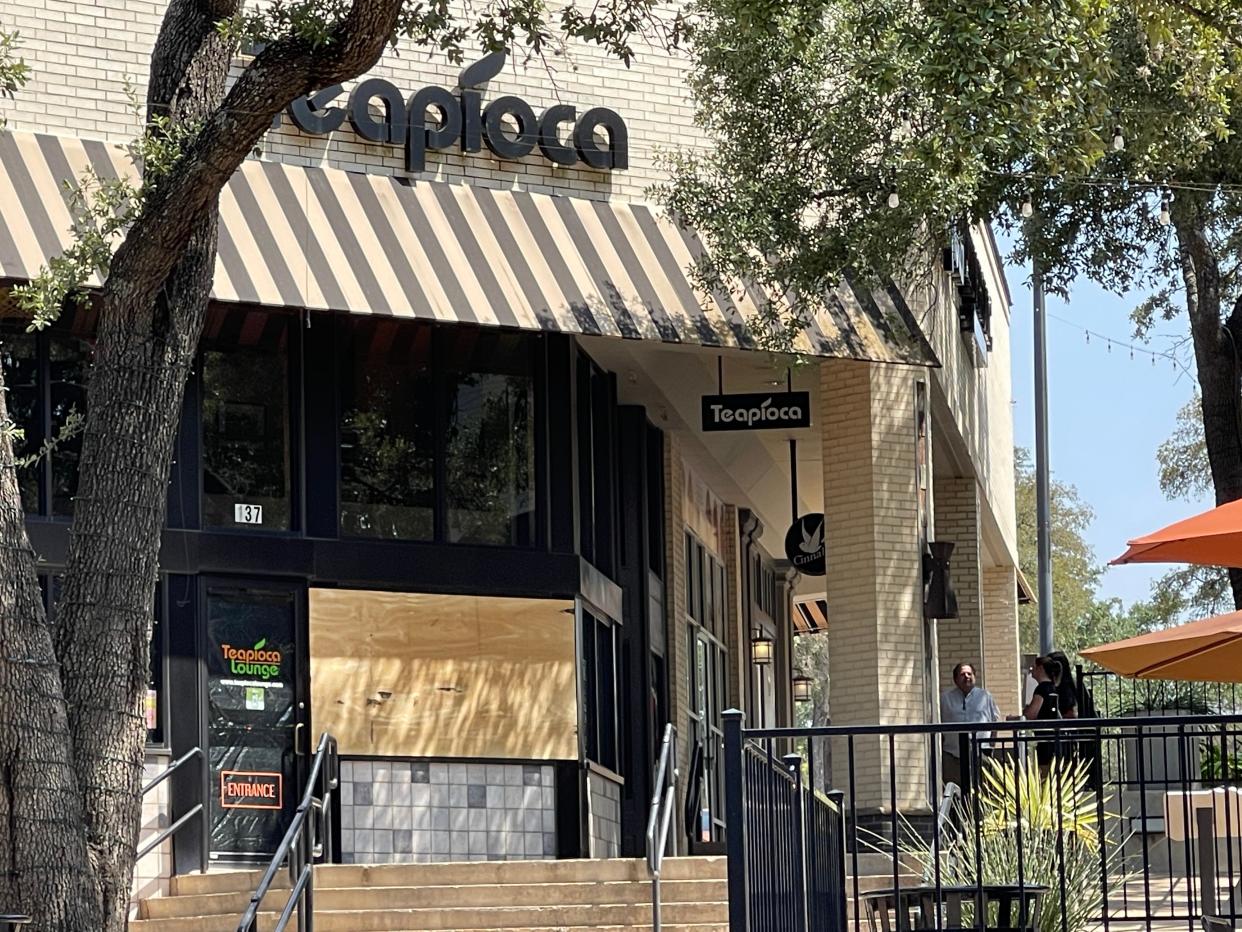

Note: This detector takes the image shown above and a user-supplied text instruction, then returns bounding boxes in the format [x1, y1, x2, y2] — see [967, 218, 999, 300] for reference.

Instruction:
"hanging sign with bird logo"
[785, 513, 826, 576]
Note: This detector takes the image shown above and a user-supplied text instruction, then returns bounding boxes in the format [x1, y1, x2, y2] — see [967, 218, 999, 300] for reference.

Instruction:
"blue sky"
[1003, 258, 1212, 609]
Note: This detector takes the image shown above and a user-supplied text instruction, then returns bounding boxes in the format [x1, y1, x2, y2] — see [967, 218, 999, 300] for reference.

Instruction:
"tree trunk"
[52, 3, 231, 926]
[0, 362, 102, 929]
[1173, 191, 1242, 608]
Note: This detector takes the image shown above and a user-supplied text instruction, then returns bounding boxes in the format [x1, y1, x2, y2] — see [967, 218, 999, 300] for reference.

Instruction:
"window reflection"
[339, 320, 435, 540]
[444, 347, 536, 546]
[202, 310, 292, 530]
[1, 327, 39, 513]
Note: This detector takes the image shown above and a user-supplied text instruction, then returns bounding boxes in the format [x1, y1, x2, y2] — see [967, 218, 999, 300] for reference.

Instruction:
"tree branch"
[101, 0, 403, 316]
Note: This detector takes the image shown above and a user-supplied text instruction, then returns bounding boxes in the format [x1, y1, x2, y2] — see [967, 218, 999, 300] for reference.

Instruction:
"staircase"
[130, 856, 728, 931]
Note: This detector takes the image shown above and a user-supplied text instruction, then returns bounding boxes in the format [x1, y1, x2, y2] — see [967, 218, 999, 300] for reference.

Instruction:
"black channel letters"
[286, 51, 628, 173]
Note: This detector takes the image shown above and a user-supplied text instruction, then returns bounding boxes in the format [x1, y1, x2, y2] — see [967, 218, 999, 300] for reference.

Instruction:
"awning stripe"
[0, 131, 936, 366]
[227, 169, 302, 307]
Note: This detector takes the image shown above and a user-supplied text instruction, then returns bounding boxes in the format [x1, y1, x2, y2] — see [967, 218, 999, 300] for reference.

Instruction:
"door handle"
[294, 722, 305, 756]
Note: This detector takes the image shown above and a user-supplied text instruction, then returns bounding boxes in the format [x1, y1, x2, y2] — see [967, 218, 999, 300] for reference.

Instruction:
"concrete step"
[141, 878, 728, 919]
[129, 900, 729, 931]
[170, 856, 727, 896]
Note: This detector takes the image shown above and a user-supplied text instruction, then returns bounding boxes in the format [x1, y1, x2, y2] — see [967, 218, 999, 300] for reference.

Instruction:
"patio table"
[861, 883, 1048, 932]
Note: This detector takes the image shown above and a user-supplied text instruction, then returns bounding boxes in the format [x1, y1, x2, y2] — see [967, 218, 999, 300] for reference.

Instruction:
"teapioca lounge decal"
[220, 639, 283, 681]
[283, 50, 628, 172]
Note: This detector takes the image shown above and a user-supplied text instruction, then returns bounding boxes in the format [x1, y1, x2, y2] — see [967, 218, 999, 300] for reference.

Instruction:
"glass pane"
[695, 636, 708, 722]
[49, 333, 90, 516]
[202, 321, 291, 530]
[597, 620, 617, 772]
[339, 321, 434, 540]
[1, 328, 39, 513]
[444, 372, 534, 545]
[581, 609, 598, 762]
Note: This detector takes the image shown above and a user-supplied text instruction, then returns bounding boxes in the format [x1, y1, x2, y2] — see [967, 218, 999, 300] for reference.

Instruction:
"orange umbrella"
[1112, 498, 1242, 568]
[1080, 611, 1242, 682]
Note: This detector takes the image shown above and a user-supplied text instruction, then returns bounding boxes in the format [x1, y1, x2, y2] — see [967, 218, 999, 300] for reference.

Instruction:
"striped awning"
[0, 131, 935, 364]
[793, 597, 828, 635]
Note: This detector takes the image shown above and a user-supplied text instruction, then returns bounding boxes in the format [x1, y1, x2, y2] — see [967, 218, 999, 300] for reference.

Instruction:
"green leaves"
[660, 0, 1242, 329]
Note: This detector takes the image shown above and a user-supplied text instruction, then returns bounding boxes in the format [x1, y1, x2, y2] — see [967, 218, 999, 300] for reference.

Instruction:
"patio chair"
[1202, 916, 1235, 932]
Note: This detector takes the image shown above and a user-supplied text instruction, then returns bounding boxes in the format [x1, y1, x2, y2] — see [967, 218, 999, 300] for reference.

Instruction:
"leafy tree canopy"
[659, 0, 1242, 347]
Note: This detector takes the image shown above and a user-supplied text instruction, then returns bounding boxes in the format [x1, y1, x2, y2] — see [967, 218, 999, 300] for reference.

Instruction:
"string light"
[1112, 125, 1126, 151]
[1020, 195, 1034, 218]
[1159, 190, 1173, 226]
[1051, 311, 1190, 376]
[888, 187, 900, 209]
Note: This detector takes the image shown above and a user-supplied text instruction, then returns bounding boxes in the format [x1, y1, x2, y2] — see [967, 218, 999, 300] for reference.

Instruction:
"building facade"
[0, 0, 1022, 880]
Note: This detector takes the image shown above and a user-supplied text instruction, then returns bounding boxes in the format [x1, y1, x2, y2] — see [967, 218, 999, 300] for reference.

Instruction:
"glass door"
[204, 583, 304, 860]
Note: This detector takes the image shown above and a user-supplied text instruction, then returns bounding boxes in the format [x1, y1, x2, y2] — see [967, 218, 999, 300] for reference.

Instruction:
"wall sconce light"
[792, 671, 813, 703]
[751, 630, 774, 665]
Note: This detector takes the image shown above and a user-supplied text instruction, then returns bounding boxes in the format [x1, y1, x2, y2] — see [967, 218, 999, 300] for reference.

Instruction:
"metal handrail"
[646, 723, 678, 932]
[236, 733, 338, 932]
[137, 746, 207, 870]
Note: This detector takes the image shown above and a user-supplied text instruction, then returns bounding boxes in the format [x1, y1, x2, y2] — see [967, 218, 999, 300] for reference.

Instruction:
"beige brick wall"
[1, 0, 697, 204]
[981, 565, 1021, 717]
[932, 475, 983, 692]
[821, 359, 929, 812]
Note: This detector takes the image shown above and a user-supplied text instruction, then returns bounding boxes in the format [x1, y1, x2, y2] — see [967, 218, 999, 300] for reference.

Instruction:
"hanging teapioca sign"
[283, 51, 628, 173]
[701, 391, 811, 432]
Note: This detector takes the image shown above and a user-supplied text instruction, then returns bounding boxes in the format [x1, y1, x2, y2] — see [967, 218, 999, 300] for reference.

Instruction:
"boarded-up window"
[309, 589, 577, 760]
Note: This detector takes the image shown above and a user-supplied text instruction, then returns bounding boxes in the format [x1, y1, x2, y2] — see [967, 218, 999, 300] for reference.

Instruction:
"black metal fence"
[725, 710, 1242, 932]
[1077, 667, 1242, 720]
[726, 711, 849, 932]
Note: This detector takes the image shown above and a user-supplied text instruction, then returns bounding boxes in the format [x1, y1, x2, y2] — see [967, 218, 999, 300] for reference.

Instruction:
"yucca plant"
[870, 758, 1127, 932]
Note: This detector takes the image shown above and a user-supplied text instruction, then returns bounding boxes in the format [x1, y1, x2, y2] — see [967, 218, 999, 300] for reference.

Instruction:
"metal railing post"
[724, 709, 750, 932]
[784, 754, 809, 932]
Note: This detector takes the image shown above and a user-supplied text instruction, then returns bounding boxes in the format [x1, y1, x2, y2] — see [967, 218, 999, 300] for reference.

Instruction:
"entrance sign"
[220, 771, 283, 810]
[785, 513, 826, 576]
[285, 51, 628, 173]
[701, 391, 811, 432]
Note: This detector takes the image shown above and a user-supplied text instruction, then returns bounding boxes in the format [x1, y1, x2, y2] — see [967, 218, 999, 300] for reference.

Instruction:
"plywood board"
[309, 589, 578, 760]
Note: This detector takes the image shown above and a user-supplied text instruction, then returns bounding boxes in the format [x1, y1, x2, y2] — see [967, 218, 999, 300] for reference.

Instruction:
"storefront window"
[1, 328, 40, 513]
[202, 312, 293, 531]
[443, 330, 535, 546]
[1, 321, 92, 517]
[581, 607, 620, 773]
[339, 320, 435, 540]
[444, 372, 534, 544]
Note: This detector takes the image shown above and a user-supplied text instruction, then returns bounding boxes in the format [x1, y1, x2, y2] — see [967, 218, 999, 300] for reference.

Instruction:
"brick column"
[981, 566, 1021, 716]
[932, 476, 983, 691]
[821, 360, 929, 813]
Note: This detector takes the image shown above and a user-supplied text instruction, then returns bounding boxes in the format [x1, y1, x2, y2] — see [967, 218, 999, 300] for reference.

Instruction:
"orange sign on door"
[219, 770, 283, 810]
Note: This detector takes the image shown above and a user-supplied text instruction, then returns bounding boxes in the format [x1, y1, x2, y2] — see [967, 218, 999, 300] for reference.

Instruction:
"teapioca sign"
[701, 391, 811, 432]
[284, 51, 628, 173]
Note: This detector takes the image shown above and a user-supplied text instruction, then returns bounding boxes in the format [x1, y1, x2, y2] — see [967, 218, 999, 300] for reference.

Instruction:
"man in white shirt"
[939, 662, 1000, 788]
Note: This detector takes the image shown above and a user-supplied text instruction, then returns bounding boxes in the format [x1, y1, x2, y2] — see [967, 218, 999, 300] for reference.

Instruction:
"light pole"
[1033, 254, 1055, 655]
